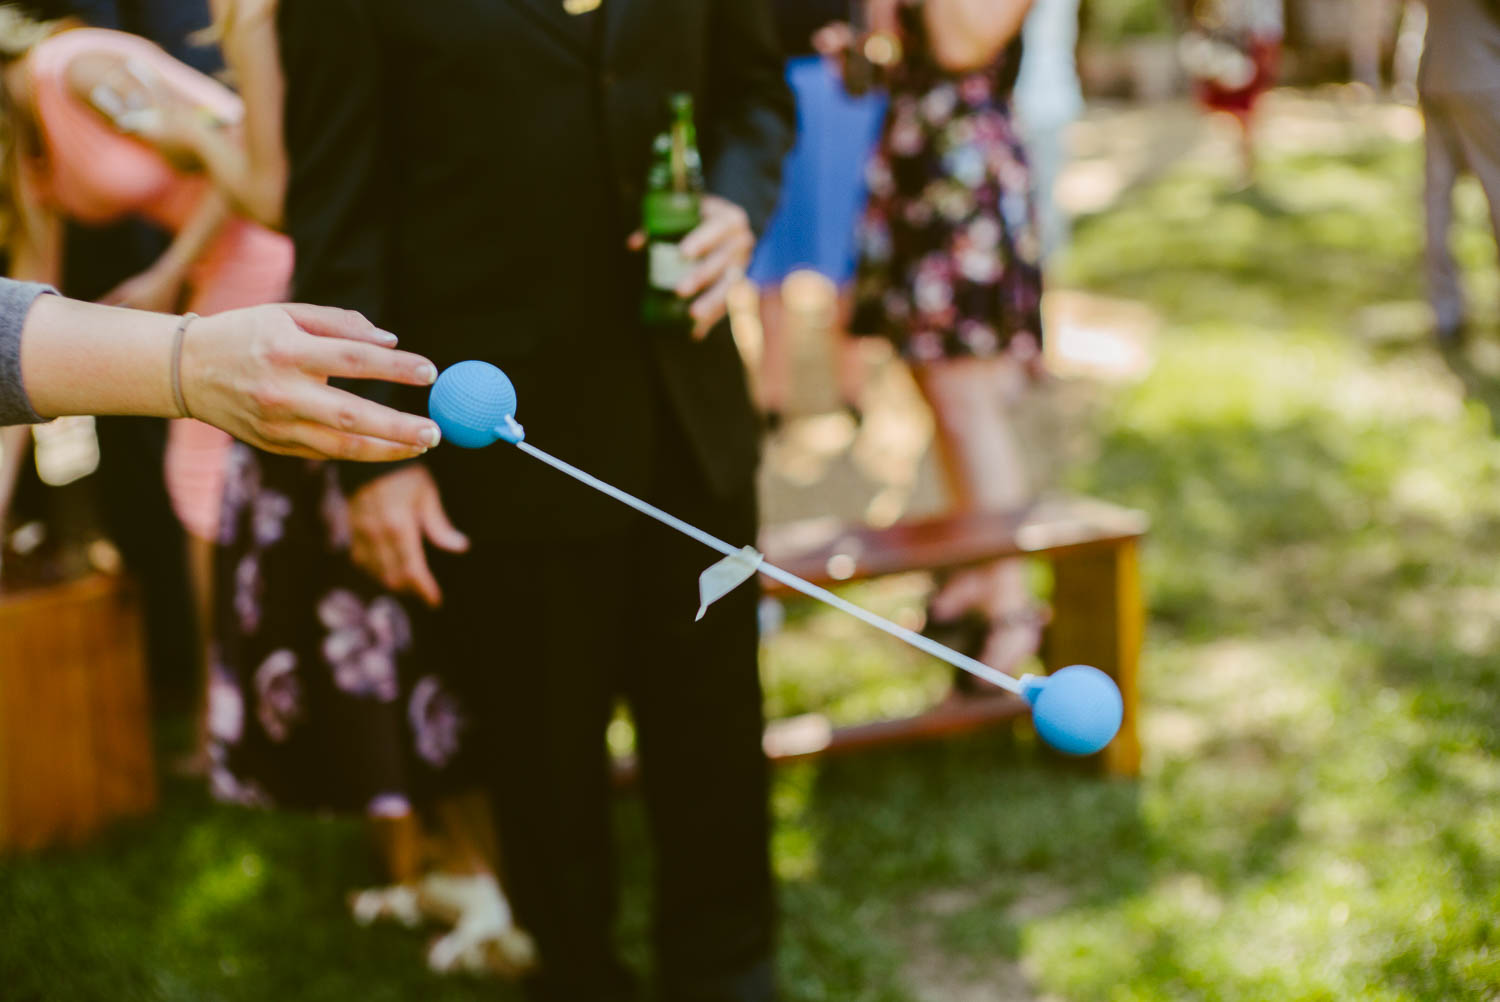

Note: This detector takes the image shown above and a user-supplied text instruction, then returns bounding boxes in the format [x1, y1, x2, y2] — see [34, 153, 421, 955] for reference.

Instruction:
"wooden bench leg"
[1045, 539, 1144, 777]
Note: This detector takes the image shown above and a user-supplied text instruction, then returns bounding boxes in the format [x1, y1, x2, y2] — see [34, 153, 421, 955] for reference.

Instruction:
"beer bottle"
[641, 93, 703, 333]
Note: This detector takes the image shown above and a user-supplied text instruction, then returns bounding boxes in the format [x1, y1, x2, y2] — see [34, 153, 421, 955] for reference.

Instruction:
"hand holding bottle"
[672, 195, 753, 339]
[628, 193, 751, 339]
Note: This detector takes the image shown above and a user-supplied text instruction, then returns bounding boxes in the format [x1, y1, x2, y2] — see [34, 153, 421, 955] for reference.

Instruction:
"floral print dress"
[207, 446, 469, 814]
[851, 0, 1044, 364]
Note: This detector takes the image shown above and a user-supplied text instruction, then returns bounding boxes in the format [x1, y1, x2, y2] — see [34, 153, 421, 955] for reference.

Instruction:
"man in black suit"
[276, 2, 793, 999]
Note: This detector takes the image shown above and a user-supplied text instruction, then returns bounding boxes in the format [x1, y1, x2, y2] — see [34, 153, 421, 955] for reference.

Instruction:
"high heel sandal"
[419, 872, 537, 977]
[348, 883, 423, 928]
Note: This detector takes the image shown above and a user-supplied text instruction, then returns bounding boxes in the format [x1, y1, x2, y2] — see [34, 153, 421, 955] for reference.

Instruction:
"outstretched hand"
[178, 303, 443, 462]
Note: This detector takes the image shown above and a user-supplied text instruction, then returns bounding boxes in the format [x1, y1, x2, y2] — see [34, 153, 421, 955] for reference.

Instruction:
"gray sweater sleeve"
[0, 278, 55, 425]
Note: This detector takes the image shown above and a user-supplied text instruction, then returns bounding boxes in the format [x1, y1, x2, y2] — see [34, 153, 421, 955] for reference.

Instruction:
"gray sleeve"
[0, 278, 55, 426]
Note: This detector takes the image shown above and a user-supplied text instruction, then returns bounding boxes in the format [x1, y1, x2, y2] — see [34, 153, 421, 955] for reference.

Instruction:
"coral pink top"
[25, 28, 295, 541]
[24, 27, 293, 313]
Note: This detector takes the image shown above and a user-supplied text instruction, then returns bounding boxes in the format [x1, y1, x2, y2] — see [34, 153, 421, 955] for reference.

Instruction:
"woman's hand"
[346, 464, 468, 607]
[812, 20, 855, 59]
[99, 264, 187, 313]
[178, 303, 442, 461]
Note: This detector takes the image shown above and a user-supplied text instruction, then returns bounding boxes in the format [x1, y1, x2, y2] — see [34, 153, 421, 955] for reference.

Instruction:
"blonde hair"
[0, 5, 66, 257]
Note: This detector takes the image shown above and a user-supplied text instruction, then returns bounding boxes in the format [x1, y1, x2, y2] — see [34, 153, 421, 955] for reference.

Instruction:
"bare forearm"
[924, 0, 1033, 73]
[190, 123, 285, 230]
[19, 295, 181, 418]
[153, 187, 232, 280]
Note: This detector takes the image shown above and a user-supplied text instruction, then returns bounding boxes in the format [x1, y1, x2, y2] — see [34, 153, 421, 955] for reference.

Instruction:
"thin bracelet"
[170, 312, 199, 419]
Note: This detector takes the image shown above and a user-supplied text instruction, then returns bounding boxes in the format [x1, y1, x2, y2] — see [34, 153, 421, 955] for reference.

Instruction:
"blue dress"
[749, 55, 888, 288]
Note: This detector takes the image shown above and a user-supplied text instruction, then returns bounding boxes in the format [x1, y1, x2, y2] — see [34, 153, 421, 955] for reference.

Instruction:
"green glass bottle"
[641, 93, 703, 333]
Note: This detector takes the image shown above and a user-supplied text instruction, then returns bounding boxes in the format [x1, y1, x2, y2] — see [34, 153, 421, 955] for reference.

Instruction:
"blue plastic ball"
[1025, 665, 1123, 756]
[428, 361, 518, 449]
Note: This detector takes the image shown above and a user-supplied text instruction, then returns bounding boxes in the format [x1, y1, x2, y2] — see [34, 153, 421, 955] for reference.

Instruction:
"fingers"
[690, 273, 737, 339]
[280, 303, 400, 347]
[678, 198, 748, 260]
[418, 491, 470, 554]
[256, 422, 433, 463]
[280, 382, 441, 451]
[395, 518, 444, 607]
[678, 238, 751, 302]
[289, 333, 440, 388]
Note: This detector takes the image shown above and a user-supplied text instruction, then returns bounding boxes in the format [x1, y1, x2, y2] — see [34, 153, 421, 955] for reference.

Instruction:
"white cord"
[515, 440, 1024, 695]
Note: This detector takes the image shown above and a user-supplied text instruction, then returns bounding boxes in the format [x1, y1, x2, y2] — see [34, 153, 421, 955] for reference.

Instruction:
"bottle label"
[649, 241, 691, 291]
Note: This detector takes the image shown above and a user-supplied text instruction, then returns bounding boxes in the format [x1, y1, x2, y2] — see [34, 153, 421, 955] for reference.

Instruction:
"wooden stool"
[757, 494, 1148, 777]
[0, 574, 156, 852]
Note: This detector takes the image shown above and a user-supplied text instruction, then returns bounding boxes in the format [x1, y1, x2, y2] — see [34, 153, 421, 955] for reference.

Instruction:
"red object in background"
[1195, 37, 1282, 118]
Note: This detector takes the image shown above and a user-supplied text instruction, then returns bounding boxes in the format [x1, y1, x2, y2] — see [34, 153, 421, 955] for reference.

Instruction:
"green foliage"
[1085, 0, 1176, 42]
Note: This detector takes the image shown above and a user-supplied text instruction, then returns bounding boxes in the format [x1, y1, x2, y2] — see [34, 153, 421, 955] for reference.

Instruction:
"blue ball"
[428, 361, 518, 449]
[1025, 665, 1123, 756]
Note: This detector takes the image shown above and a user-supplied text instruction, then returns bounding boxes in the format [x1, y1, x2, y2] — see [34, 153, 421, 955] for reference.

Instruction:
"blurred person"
[1178, 0, 1283, 188]
[1015, 0, 1082, 261]
[1419, 0, 1500, 344]
[1350, 0, 1398, 91]
[188, 0, 282, 228]
[17, 0, 220, 712]
[274, 1, 793, 999]
[752, 0, 887, 433]
[0, 8, 293, 705]
[196, 0, 531, 976]
[829, 0, 1049, 684]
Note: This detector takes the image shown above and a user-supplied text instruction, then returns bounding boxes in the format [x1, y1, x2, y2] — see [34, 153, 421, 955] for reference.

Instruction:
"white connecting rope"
[515, 439, 1025, 696]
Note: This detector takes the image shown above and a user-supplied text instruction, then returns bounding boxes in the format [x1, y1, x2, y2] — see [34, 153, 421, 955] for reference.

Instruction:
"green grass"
[6, 115, 1500, 1001]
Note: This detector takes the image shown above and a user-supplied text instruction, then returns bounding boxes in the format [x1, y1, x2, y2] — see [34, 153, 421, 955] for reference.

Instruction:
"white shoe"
[348, 884, 422, 928]
[419, 873, 537, 976]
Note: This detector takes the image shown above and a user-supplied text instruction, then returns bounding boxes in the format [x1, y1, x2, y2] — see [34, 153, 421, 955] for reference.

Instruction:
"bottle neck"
[670, 119, 688, 192]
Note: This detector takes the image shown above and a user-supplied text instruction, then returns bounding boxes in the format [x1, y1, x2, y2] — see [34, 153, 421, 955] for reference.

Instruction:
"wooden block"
[0, 575, 156, 852]
[1046, 539, 1144, 777]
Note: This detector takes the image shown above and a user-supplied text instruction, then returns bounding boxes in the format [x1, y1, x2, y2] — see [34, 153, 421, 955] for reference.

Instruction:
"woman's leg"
[913, 355, 1045, 681]
[833, 287, 866, 417]
[757, 283, 790, 429]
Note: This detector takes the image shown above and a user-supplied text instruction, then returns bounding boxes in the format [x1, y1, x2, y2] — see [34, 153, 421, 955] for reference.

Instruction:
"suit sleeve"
[278, 0, 411, 491]
[704, 0, 796, 237]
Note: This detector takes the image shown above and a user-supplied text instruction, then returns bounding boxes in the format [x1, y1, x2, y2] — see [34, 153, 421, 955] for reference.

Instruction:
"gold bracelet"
[170, 312, 199, 419]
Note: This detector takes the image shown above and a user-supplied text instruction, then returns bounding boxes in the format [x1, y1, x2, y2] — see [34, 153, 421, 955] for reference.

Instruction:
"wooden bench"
[755, 494, 1148, 777]
[0, 574, 156, 852]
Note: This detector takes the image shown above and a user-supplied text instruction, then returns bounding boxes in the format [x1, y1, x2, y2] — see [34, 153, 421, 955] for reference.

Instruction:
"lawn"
[5, 97, 1500, 1001]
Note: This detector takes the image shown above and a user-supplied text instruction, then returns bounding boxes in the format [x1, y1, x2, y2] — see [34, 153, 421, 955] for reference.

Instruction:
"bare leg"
[350, 808, 427, 927]
[429, 791, 500, 876]
[1237, 112, 1258, 190]
[0, 426, 29, 539]
[757, 284, 790, 425]
[914, 356, 1044, 681]
[832, 288, 866, 414]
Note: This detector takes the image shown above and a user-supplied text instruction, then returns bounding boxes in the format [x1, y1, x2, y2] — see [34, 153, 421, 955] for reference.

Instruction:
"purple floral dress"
[206, 446, 469, 814]
[851, 0, 1043, 365]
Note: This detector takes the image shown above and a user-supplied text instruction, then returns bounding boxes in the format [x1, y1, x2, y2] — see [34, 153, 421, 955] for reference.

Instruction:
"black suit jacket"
[277, 0, 793, 541]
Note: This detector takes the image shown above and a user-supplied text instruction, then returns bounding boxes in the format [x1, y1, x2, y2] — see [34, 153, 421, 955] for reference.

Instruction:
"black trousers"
[425, 424, 775, 1002]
